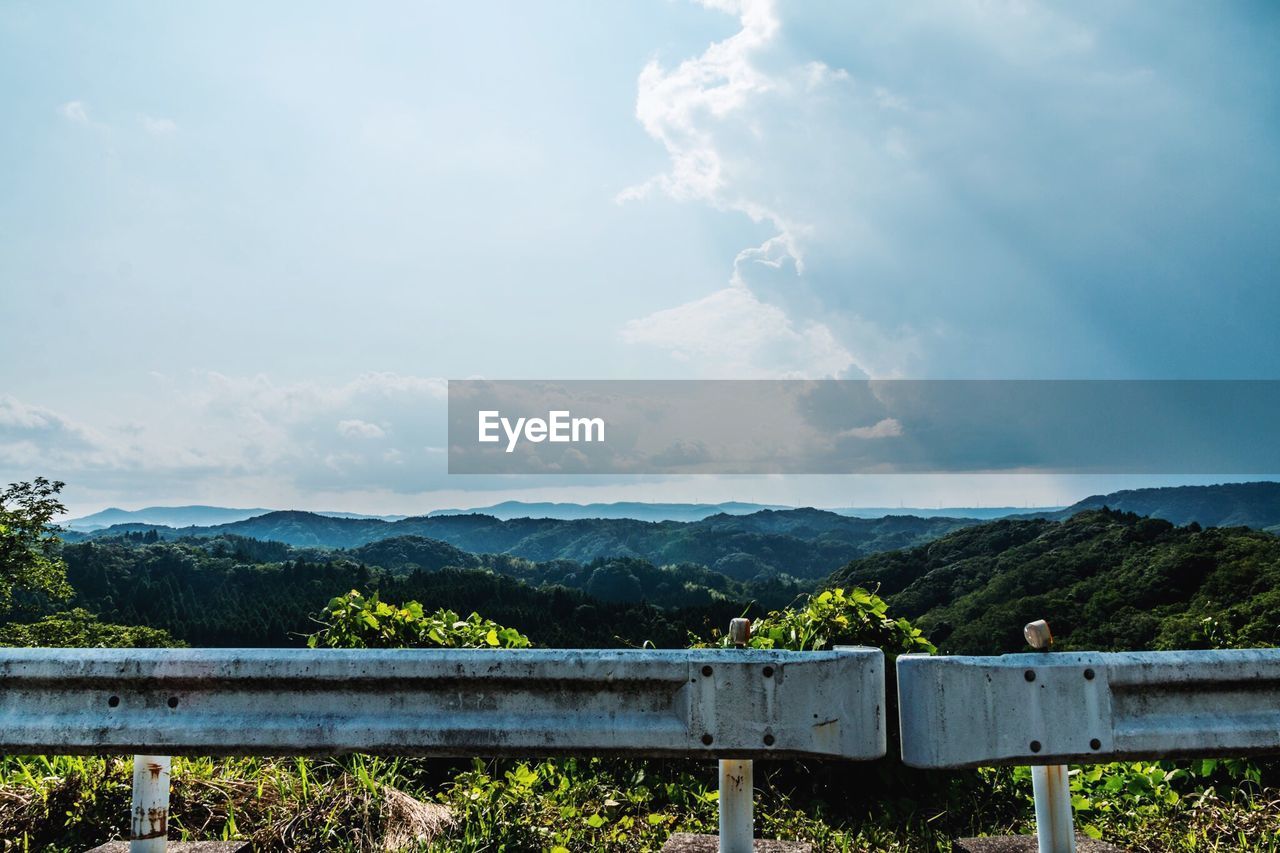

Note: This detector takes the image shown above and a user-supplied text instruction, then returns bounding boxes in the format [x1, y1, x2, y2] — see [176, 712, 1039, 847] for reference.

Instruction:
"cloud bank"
[619, 0, 1280, 381]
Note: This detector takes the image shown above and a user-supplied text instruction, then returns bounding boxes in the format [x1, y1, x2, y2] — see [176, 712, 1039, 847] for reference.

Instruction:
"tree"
[0, 608, 180, 648]
[0, 477, 72, 616]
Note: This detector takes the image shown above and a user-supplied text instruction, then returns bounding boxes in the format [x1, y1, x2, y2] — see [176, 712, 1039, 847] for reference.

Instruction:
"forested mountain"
[830, 508, 1280, 655]
[66, 508, 975, 580]
[54, 539, 759, 648]
[346, 536, 483, 572]
[1039, 481, 1280, 532]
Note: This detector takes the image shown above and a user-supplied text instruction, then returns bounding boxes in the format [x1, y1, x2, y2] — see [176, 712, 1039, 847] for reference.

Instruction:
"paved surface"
[86, 842, 249, 852]
[661, 833, 813, 852]
[954, 835, 1125, 852]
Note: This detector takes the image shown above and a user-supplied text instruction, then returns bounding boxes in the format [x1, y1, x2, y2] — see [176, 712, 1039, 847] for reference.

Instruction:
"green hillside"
[830, 508, 1280, 654]
[1042, 481, 1280, 533]
[51, 537, 787, 648]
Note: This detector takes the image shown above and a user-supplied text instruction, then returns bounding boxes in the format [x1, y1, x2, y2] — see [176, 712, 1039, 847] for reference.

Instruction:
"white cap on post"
[1024, 619, 1054, 650]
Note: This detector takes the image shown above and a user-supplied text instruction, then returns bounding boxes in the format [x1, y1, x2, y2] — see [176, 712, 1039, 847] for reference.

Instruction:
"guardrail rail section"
[898, 648, 1280, 853]
[0, 644, 887, 853]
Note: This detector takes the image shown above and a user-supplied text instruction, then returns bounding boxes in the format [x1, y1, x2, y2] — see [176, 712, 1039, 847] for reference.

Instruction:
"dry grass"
[0, 755, 454, 852]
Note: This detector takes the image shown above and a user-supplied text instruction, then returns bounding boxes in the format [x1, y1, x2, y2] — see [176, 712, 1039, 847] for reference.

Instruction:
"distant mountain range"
[59, 483, 1280, 581]
[62, 508, 977, 581]
[66, 500, 1042, 531]
[65, 505, 407, 531]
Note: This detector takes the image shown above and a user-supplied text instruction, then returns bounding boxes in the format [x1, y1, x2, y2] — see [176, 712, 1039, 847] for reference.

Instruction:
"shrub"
[307, 589, 531, 650]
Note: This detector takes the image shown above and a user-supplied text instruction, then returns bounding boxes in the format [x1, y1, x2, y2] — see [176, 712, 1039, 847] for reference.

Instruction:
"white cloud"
[59, 101, 90, 124]
[183, 371, 445, 475]
[141, 115, 178, 135]
[618, 0, 906, 378]
[621, 285, 855, 378]
[337, 419, 385, 439]
[619, 0, 804, 277]
[840, 418, 903, 440]
[1, 396, 108, 451]
[0, 373, 451, 506]
[620, 0, 1249, 381]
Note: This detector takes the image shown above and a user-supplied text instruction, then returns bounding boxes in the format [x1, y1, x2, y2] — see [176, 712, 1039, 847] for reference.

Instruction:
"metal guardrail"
[896, 648, 1280, 769]
[18, 641, 1280, 853]
[0, 645, 886, 761]
[1, 641, 886, 852]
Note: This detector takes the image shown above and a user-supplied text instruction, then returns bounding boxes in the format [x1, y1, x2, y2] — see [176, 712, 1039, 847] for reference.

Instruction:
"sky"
[1, 0, 1277, 517]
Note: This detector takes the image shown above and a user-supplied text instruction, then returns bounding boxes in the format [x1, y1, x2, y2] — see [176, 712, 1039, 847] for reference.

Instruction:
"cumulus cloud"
[619, 0, 807, 275]
[621, 285, 854, 378]
[618, 0, 879, 377]
[621, 0, 1277, 381]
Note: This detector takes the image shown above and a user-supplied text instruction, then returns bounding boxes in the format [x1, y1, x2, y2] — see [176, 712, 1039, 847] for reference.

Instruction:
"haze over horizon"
[3, 1, 1277, 515]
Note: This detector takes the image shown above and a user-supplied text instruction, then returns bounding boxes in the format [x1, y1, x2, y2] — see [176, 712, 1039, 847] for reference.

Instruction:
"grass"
[5, 754, 1278, 852]
[0, 754, 395, 851]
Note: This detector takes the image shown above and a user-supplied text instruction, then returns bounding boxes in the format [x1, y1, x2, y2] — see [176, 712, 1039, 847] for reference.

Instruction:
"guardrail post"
[130, 754, 170, 852]
[718, 758, 753, 853]
[718, 617, 754, 853]
[1021, 621, 1074, 853]
[1030, 764, 1075, 853]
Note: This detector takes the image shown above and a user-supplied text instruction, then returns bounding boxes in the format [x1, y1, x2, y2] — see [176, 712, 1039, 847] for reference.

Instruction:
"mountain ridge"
[829, 507, 1280, 655]
[66, 499, 1023, 528]
[1035, 481, 1280, 532]
[64, 507, 978, 581]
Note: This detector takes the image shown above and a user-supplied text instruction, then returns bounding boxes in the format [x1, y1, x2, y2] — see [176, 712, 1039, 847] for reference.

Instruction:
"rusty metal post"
[718, 617, 754, 853]
[1030, 764, 1075, 853]
[130, 754, 170, 852]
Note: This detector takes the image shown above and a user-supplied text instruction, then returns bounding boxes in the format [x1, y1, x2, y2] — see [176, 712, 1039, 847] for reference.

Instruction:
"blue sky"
[1, 1, 1277, 515]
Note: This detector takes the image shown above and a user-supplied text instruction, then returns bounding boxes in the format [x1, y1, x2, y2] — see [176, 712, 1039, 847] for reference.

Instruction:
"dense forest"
[46, 537, 770, 648]
[831, 508, 1280, 654]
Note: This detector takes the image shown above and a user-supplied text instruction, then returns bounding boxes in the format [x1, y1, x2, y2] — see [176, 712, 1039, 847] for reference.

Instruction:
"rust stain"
[147, 761, 163, 780]
[1042, 766, 1068, 847]
[131, 805, 167, 839]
